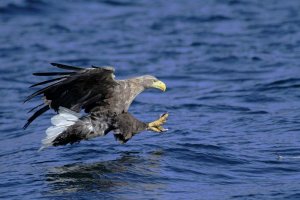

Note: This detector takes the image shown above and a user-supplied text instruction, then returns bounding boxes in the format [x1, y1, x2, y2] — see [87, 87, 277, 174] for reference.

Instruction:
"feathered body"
[24, 63, 168, 150]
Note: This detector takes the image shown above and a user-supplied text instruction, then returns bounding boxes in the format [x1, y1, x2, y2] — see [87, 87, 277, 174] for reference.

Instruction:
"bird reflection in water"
[45, 150, 166, 195]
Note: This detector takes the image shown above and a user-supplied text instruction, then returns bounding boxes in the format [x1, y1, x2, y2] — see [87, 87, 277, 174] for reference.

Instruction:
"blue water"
[1, 0, 300, 199]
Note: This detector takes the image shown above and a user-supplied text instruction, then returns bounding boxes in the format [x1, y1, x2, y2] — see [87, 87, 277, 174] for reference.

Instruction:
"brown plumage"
[24, 63, 168, 150]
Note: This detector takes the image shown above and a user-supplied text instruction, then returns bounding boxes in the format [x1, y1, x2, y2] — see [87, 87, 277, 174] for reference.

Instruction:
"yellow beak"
[152, 80, 166, 92]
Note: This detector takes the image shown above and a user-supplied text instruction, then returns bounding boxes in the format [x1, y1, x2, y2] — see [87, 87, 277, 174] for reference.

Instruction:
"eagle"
[24, 63, 169, 150]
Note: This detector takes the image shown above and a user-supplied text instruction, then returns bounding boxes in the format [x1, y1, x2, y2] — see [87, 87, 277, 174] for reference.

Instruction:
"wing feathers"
[24, 63, 117, 128]
[33, 72, 75, 76]
[51, 63, 83, 71]
[30, 77, 67, 88]
[24, 81, 62, 103]
[23, 105, 49, 129]
[27, 103, 44, 113]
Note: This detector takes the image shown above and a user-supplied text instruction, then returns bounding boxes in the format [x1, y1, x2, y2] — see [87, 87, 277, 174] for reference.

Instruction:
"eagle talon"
[148, 113, 169, 133]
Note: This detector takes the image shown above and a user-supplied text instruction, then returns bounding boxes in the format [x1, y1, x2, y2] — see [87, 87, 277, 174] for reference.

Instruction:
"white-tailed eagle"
[24, 63, 168, 150]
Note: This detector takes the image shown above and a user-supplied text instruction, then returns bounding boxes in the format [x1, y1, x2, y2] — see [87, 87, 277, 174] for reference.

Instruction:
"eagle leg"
[147, 113, 169, 132]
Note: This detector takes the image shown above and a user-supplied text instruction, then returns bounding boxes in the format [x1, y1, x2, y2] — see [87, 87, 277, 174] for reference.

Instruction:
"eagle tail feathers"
[39, 107, 81, 151]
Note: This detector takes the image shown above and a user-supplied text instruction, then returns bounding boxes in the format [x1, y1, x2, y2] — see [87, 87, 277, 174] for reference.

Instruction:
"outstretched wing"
[24, 63, 118, 129]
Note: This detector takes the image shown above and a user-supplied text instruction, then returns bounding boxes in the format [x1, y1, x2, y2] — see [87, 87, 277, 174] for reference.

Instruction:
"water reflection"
[45, 150, 166, 195]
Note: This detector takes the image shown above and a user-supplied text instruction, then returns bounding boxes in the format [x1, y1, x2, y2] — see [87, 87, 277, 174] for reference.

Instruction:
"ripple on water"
[1, 0, 300, 199]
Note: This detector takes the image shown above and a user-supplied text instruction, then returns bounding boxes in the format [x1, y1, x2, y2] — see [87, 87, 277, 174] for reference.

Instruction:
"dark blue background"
[1, 0, 300, 199]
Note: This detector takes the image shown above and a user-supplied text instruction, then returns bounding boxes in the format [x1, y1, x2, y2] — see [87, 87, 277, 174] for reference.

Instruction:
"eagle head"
[140, 75, 166, 92]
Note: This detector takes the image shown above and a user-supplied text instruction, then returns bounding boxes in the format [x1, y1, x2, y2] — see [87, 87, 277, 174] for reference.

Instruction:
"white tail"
[39, 107, 81, 151]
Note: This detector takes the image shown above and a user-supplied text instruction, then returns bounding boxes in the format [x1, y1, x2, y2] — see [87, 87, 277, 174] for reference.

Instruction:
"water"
[1, 0, 300, 199]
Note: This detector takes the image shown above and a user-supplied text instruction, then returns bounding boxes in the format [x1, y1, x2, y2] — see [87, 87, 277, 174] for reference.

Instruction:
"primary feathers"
[25, 63, 169, 150]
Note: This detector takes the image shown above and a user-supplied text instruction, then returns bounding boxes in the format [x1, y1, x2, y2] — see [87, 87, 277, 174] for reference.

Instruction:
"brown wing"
[24, 63, 118, 129]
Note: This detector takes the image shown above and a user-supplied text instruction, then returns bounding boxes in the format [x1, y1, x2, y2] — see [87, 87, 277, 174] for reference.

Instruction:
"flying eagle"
[24, 63, 168, 150]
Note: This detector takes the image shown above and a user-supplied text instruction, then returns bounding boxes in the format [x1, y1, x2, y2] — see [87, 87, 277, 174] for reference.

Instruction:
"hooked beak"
[151, 80, 166, 92]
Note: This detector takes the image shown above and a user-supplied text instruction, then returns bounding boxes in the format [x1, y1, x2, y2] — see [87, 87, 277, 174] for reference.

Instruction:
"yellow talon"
[148, 113, 169, 133]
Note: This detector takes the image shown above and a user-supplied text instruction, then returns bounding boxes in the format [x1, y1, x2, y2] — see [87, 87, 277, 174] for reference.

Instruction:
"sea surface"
[1, 0, 300, 199]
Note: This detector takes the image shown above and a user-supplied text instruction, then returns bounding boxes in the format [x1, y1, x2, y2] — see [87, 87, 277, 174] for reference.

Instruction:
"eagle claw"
[148, 113, 169, 133]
